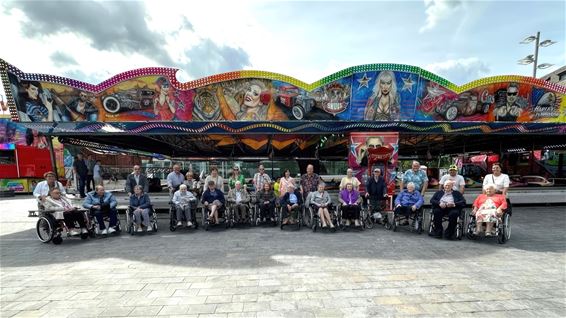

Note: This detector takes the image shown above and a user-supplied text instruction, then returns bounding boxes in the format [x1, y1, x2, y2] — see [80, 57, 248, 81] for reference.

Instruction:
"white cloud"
[425, 57, 490, 85]
[419, 0, 464, 33]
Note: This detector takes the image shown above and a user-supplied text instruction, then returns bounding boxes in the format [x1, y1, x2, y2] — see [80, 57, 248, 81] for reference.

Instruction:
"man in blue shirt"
[400, 161, 428, 196]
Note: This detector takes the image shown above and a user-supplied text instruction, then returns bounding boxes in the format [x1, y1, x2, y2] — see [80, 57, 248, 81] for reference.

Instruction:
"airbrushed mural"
[2, 60, 565, 124]
[415, 80, 565, 122]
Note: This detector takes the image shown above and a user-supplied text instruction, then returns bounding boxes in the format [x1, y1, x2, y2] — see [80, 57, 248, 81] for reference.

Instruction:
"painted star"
[401, 76, 416, 93]
[350, 142, 361, 157]
[356, 73, 372, 90]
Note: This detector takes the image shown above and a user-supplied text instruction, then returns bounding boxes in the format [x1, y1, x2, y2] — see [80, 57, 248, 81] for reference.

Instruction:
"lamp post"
[517, 31, 556, 78]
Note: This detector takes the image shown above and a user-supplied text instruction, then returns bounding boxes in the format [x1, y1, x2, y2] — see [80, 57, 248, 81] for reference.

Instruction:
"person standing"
[93, 160, 102, 187]
[300, 164, 320, 200]
[439, 165, 466, 194]
[125, 165, 149, 196]
[86, 154, 96, 193]
[166, 164, 185, 198]
[73, 153, 88, 198]
[365, 168, 388, 218]
[400, 161, 428, 197]
[253, 164, 271, 193]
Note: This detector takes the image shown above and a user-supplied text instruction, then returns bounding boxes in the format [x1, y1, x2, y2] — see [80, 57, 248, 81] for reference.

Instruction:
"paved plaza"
[0, 196, 565, 318]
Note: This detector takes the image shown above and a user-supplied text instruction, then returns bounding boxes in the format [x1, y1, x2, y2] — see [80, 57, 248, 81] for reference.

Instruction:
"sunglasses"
[507, 92, 518, 96]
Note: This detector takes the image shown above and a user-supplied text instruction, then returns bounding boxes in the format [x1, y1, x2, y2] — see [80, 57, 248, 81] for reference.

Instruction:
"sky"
[0, 0, 564, 88]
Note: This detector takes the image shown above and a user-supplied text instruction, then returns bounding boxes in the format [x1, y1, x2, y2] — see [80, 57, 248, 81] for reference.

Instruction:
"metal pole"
[47, 135, 59, 180]
[533, 31, 540, 78]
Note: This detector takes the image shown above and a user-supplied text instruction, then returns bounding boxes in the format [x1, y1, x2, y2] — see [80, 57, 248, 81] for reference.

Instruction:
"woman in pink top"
[278, 169, 295, 198]
[472, 184, 508, 236]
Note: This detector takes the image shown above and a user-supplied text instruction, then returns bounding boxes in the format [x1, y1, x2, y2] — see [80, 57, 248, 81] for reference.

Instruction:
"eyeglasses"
[162, 84, 170, 88]
[507, 92, 518, 96]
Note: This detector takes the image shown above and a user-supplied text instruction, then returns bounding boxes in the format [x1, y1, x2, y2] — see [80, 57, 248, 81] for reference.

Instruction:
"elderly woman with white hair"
[339, 168, 361, 191]
[173, 184, 197, 227]
[394, 182, 424, 220]
[129, 185, 153, 232]
[472, 184, 508, 236]
[310, 183, 335, 229]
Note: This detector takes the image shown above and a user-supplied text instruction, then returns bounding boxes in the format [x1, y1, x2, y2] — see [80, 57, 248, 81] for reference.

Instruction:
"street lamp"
[517, 31, 556, 78]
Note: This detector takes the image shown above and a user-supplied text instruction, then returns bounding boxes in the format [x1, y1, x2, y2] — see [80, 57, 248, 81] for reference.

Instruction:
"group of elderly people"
[33, 160, 510, 239]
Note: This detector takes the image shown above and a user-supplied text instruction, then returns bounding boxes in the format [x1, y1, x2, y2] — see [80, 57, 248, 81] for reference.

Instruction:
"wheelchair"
[253, 200, 278, 227]
[279, 200, 304, 230]
[426, 207, 465, 240]
[308, 203, 338, 232]
[363, 196, 391, 229]
[465, 207, 512, 244]
[227, 200, 253, 227]
[36, 208, 95, 245]
[169, 201, 199, 231]
[337, 203, 366, 231]
[201, 203, 232, 231]
[90, 207, 122, 236]
[386, 205, 424, 233]
[126, 205, 158, 235]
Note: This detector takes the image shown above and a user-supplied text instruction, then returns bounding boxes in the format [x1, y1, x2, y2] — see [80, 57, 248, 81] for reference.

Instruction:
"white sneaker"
[375, 212, 382, 219]
[177, 221, 182, 226]
[70, 229, 81, 236]
[107, 227, 116, 234]
[81, 228, 88, 234]
[101, 228, 108, 235]
[136, 226, 143, 233]
[146, 226, 153, 232]
[187, 221, 193, 227]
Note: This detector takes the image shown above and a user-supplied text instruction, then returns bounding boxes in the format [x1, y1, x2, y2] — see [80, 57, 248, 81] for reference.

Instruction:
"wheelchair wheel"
[364, 211, 374, 229]
[498, 214, 511, 244]
[466, 213, 478, 240]
[36, 215, 56, 243]
[391, 214, 398, 232]
[152, 221, 158, 232]
[80, 232, 89, 240]
[52, 235, 63, 245]
[303, 206, 311, 228]
[427, 210, 434, 235]
[384, 212, 393, 230]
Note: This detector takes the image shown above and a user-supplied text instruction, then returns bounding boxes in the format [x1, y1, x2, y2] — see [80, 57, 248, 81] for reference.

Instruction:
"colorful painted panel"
[351, 71, 420, 121]
[349, 132, 399, 193]
[2, 59, 565, 124]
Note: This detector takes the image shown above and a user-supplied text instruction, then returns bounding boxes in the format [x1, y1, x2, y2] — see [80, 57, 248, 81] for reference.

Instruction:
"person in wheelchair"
[173, 184, 197, 227]
[310, 183, 335, 229]
[33, 171, 66, 209]
[472, 184, 507, 236]
[83, 185, 118, 235]
[201, 181, 225, 224]
[394, 182, 424, 225]
[365, 168, 388, 220]
[429, 181, 466, 239]
[256, 182, 276, 223]
[339, 182, 362, 227]
[227, 181, 250, 223]
[280, 184, 303, 225]
[43, 188, 88, 236]
[129, 185, 153, 233]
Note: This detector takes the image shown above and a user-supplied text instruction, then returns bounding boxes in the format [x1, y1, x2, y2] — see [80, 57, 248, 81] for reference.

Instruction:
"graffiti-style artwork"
[349, 132, 399, 193]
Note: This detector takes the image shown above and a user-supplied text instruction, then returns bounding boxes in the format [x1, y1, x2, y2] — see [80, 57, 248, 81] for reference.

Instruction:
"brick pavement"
[0, 197, 565, 317]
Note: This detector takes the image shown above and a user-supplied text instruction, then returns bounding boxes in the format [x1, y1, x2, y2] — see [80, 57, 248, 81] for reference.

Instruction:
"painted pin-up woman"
[364, 71, 400, 121]
[216, 80, 287, 121]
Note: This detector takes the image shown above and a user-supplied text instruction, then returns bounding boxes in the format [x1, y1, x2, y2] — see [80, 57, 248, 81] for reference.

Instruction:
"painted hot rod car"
[101, 89, 156, 114]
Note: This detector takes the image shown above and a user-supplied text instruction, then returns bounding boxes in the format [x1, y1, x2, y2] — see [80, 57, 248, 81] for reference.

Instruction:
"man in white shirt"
[439, 165, 466, 194]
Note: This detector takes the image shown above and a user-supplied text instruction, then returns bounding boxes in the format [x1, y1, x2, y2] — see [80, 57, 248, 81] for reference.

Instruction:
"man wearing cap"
[365, 168, 388, 218]
[439, 165, 466, 194]
[33, 171, 66, 203]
